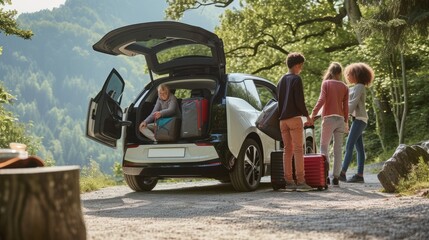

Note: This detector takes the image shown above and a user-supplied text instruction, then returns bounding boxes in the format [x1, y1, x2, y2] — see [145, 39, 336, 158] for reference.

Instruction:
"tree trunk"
[344, 0, 363, 43]
[399, 52, 408, 144]
[369, 89, 386, 151]
[0, 166, 86, 240]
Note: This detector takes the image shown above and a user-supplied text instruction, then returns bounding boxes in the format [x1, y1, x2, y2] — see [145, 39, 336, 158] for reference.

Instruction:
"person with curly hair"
[339, 62, 375, 183]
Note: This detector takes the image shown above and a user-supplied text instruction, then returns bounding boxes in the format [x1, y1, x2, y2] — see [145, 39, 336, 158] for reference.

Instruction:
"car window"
[105, 72, 124, 104]
[174, 89, 192, 99]
[157, 44, 212, 64]
[226, 81, 248, 101]
[244, 80, 263, 110]
[255, 84, 277, 108]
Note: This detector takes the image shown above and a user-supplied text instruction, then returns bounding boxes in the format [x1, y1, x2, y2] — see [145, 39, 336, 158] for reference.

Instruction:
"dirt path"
[81, 171, 429, 240]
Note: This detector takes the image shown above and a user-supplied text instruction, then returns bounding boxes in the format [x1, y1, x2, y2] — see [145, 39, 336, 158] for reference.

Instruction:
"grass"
[80, 175, 118, 193]
[79, 160, 123, 193]
[78, 160, 212, 193]
[396, 157, 429, 198]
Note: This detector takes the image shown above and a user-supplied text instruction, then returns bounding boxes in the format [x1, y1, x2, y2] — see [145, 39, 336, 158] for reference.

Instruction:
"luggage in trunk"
[154, 117, 181, 142]
[180, 97, 208, 138]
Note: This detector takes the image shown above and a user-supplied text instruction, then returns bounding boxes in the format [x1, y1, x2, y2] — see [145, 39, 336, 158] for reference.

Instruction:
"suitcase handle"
[304, 124, 316, 154]
[304, 115, 320, 129]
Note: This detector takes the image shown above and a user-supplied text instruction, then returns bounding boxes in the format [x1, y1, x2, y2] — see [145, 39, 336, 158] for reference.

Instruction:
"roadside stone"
[378, 158, 401, 193]
[419, 141, 429, 152]
[411, 145, 429, 163]
[378, 142, 429, 193]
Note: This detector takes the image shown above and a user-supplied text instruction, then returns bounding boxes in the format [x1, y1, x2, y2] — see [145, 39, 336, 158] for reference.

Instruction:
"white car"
[86, 21, 310, 192]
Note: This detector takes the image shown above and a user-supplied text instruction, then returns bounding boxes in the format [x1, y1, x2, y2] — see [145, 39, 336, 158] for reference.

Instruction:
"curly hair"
[344, 62, 374, 86]
[286, 52, 305, 69]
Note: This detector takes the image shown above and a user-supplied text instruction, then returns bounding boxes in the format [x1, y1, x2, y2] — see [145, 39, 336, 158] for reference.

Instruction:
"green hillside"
[0, 0, 222, 172]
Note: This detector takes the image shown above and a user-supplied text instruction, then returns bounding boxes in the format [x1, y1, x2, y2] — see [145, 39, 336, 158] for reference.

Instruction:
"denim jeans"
[341, 119, 367, 175]
[320, 116, 346, 178]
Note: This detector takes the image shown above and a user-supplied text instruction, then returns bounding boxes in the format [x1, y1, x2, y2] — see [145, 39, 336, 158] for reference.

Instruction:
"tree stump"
[0, 166, 86, 240]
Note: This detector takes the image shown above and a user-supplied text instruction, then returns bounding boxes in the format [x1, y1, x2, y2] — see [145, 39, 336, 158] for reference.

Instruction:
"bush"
[80, 160, 117, 192]
[112, 161, 124, 184]
[396, 158, 429, 198]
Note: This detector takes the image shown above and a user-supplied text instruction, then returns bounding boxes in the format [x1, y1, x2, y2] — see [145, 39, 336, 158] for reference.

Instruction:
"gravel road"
[81, 169, 429, 240]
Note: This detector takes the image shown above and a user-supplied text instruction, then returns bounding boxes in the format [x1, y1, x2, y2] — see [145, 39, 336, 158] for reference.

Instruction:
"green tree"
[0, 0, 32, 40]
[166, 0, 429, 151]
[357, 0, 429, 144]
[166, 0, 361, 110]
[0, 82, 40, 153]
[0, 0, 37, 152]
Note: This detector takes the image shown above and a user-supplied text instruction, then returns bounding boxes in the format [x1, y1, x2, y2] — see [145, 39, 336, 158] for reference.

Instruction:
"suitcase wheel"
[272, 183, 285, 191]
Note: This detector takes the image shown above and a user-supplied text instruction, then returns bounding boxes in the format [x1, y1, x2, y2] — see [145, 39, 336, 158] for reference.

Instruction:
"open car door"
[86, 68, 130, 148]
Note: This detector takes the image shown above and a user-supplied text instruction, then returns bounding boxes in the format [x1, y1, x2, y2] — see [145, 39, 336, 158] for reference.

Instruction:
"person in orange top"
[310, 62, 349, 186]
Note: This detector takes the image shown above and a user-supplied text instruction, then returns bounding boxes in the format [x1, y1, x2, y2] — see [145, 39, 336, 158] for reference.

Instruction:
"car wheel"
[124, 174, 158, 191]
[230, 138, 262, 192]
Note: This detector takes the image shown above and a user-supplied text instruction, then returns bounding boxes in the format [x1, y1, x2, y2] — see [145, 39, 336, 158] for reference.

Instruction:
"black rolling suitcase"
[270, 151, 286, 190]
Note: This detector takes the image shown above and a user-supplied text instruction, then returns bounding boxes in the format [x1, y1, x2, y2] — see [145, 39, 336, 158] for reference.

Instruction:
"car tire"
[124, 174, 158, 191]
[230, 138, 262, 192]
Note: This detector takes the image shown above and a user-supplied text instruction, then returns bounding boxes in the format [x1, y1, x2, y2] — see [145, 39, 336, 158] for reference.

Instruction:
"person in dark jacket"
[277, 52, 313, 191]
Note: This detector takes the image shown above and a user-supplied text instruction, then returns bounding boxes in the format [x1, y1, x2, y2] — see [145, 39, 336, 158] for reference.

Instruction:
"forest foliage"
[1, 0, 428, 173]
[167, 0, 429, 156]
[0, 0, 221, 172]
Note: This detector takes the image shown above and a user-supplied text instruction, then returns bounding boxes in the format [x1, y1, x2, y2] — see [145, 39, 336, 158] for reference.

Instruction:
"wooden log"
[0, 166, 86, 240]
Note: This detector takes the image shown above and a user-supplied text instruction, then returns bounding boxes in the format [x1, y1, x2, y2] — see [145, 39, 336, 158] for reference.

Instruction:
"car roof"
[93, 21, 226, 79]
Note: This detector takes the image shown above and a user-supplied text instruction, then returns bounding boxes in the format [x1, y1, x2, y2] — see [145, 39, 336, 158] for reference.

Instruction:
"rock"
[378, 158, 401, 193]
[411, 145, 429, 163]
[378, 142, 429, 193]
[419, 141, 429, 152]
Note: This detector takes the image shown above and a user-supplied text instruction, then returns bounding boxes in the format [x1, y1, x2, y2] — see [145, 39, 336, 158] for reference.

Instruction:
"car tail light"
[195, 142, 213, 146]
[127, 144, 139, 148]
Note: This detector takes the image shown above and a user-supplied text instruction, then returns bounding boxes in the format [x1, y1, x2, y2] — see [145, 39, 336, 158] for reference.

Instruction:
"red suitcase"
[303, 125, 328, 190]
[304, 154, 329, 190]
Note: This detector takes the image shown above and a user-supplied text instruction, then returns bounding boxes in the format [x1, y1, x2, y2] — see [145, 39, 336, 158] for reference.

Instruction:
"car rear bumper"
[123, 159, 229, 178]
[123, 143, 229, 178]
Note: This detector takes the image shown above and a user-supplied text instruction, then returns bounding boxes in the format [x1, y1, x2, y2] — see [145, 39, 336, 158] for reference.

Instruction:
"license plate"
[148, 148, 185, 158]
